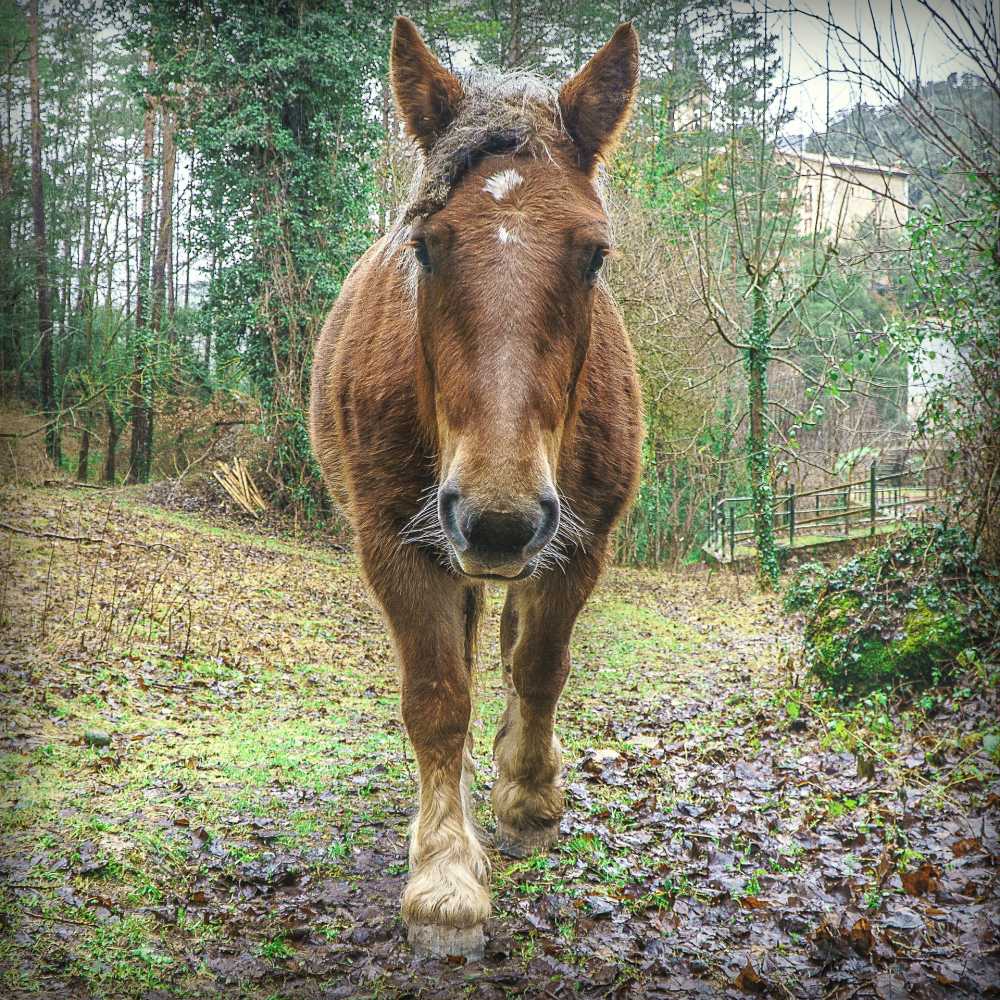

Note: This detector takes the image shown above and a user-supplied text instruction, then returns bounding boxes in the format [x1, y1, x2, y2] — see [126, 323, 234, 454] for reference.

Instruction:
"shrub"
[797, 522, 998, 697]
[782, 561, 828, 612]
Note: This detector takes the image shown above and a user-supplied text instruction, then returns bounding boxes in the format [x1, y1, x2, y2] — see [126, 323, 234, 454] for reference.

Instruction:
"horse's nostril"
[539, 493, 559, 534]
[465, 510, 537, 557]
[438, 486, 466, 550]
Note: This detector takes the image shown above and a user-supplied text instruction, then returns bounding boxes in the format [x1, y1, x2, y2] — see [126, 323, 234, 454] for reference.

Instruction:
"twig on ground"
[42, 480, 107, 490]
[21, 909, 95, 927]
[0, 522, 105, 544]
[0, 520, 185, 558]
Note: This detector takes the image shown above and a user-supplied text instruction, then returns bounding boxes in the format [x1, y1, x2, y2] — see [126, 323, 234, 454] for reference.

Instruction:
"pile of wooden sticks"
[212, 458, 266, 517]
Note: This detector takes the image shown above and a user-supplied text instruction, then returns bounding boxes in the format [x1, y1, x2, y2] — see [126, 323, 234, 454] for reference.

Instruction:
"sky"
[772, 0, 994, 133]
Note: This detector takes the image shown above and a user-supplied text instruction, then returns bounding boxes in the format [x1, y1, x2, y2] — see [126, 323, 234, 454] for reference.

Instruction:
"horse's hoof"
[494, 820, 560, 858]
[407, 922, 485, 960]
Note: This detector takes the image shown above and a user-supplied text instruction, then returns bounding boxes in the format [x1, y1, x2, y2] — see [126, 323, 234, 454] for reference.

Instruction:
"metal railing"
[707, 464, 945, 562]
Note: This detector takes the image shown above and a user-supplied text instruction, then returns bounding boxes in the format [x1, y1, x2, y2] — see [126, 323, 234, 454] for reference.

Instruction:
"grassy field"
[1, 485, 997, 998]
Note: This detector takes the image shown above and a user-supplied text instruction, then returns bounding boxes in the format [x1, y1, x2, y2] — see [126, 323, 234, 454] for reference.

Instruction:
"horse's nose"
[466, 509, 537, 556]
[439, 487, 559, 566]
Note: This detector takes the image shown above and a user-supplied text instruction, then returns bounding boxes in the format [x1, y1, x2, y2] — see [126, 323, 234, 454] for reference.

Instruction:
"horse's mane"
[402, 68, 567, 224]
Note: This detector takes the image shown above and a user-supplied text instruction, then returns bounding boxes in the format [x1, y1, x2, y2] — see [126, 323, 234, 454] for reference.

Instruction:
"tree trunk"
[129, 58, 156, 484]
[28, 0, 59, 465]
[76, 422, 90, 481]
[507, 0, 523, 67]
[0, 140, 17, 387]
[148, 102, 176, 456]
[379, 82, 391, 234]
[745, 280, 779, 590]
[104, 401, 118, 483]
[167, 192, 176, 324]
[123, 171, 131, 310]
[184, 152, 193, 310]
[0, 25, 19, 388]
[204, 249, 215, 369]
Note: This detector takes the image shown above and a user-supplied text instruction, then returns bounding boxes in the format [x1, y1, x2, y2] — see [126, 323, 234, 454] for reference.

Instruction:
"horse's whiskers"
[551, 494, 589, 556]
[400, 487, 453, 564]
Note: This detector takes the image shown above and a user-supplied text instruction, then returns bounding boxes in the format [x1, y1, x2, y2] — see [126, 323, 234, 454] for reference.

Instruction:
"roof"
[776, 148, 910, 178]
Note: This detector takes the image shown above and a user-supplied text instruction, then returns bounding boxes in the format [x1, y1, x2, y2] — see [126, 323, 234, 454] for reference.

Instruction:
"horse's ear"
[559, 23, 639, 173]
[390, 16, 462, 154]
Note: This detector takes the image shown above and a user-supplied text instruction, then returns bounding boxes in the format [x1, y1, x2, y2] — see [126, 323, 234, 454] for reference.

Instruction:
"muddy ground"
[1, 485, 997, 998]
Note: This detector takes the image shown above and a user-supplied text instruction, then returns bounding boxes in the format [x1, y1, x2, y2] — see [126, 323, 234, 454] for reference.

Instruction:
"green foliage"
[137, 0, 390, 511]
[891, 190, 1000, 563]
[782, 561, 827, 612]
[798, 523, 998, 698]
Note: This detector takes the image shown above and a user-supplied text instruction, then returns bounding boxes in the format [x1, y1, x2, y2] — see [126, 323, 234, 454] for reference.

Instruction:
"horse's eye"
[586, 246, 608, 284]
[413, 239, 432, 271]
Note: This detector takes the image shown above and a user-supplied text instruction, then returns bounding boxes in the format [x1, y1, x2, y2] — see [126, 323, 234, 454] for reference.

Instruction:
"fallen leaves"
[1, 486, 997, 999]
[734, 958, 768, 994]
[900, 862, 941, 897]
[951, 836, 982, 857]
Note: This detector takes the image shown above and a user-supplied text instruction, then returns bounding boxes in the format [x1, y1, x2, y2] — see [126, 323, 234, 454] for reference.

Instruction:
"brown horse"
[309, 17, 642, 958]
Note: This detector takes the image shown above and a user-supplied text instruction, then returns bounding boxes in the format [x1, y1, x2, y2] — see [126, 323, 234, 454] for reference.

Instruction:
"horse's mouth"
[449, 553, 538, 582]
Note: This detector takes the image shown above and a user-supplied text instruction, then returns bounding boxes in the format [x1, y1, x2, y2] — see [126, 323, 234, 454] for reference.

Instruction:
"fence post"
[728, 505, 735, 562]
[789, 483, 796, 548]
[843, 489, 849, 537]
[870, 462, 877, 536]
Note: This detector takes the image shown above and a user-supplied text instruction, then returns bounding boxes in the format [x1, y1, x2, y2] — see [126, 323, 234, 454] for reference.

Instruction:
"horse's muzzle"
[439, 484, 559, 578]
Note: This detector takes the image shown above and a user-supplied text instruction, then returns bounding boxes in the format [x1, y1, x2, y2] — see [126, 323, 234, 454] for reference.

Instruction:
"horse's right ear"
[390, 16, 462, 154]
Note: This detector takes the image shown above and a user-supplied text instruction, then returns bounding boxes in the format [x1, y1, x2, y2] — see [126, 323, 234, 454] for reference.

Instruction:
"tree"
[27, 0, 57, 464]
[644, 2, 884, 586]
[676, 6, 794, 587]
[0, 1, 29, 392]
[136, 0, 390, 510]
[128, 55, 156, 484]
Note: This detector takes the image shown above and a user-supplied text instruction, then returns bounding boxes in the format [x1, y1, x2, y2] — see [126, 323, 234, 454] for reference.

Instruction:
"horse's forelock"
[401, 68, 566, 225]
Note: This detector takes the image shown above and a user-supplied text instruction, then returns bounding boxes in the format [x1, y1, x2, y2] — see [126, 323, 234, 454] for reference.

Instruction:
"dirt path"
[1, 487, 997, 998]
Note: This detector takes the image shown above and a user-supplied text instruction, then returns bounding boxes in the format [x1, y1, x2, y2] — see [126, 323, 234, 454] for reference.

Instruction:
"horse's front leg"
[493, 548, 603, 857]
[362, 543, 490, 958]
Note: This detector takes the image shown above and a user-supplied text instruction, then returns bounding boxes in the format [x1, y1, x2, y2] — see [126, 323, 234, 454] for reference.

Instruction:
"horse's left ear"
[559, 23, 639, 173]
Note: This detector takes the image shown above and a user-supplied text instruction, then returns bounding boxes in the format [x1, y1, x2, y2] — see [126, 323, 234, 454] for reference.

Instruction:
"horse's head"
[391, 17, 638, 580]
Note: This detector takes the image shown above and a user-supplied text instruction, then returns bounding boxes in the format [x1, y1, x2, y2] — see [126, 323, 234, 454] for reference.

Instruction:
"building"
[906, 326, 964, 423]
[773, 149, 910, 238]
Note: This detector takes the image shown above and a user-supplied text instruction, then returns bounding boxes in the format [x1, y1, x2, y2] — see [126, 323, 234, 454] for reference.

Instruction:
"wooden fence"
[707, 464, 946, 562]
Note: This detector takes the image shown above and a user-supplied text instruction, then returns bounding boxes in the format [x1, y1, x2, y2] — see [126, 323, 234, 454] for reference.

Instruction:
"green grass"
[2, 484, 994, 997]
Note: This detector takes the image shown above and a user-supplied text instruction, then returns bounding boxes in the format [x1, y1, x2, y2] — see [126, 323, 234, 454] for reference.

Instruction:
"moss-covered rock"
[791, 522, 998, 699]
[806, 592, 967, 695]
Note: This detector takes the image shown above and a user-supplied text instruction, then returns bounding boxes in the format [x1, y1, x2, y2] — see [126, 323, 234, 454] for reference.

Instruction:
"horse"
[309, 16, 642, 959]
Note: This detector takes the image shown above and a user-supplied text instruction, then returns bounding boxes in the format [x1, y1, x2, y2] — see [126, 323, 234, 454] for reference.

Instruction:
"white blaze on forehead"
[496, 225, 521, 246]
[483, 169, 524, 201]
